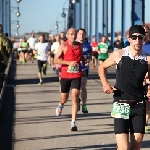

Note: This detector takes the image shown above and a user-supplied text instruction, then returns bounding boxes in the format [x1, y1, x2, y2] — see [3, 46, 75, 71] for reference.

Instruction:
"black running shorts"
[28, 48, 33, 54]
[92, 52, 98, 59]
[37, 60, 47, 73]
[114, 101, 146, 134]
[61, 77, 81, 93]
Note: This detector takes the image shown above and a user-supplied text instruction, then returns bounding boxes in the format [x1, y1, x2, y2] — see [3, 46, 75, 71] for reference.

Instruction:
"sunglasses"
[130, 35, 144, 40]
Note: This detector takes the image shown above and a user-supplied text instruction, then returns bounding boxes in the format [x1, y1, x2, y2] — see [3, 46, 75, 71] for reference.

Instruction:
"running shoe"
[71, 122, 77, 131]
[38, 82, 42, 85]
[56, 106, 63, 116]
[82, 105, 88, 113]
[52, 66, 56, 71]
[145, 126, 149, 134]
[22, 59, 26, 64]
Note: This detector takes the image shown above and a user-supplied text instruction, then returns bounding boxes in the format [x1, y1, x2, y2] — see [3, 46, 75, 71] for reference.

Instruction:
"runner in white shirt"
[34, 34, 50, 85]
[51, 34, 60, 71]
[27, 33, 37, 63]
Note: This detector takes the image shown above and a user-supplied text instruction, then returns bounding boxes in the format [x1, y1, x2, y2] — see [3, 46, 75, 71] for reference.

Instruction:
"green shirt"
[98, 42, 110, 60]
[22, 42, 28, 50]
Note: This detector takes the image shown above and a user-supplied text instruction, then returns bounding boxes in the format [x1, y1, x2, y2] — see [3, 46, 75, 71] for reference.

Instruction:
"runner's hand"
[147, 93, 150, 97]
[103, 84, 117, 94]
[68, 61, 78, 67]
[85, 63, 89, 67]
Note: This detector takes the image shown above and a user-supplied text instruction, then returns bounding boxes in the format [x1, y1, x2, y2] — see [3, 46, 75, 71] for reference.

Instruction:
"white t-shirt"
[13, 42, 19, 49]
[35, 42, 50, 61]
[51, 42, 60, 55]
[27, 37, 37, 49]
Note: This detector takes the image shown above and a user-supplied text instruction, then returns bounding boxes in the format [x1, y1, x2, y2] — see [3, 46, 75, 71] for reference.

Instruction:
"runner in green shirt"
[21, 37, 29, 64]
[98, 36, 111, 64]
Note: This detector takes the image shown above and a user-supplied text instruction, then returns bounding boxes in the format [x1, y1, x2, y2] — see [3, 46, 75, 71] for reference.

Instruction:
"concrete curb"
[0, 57, 12, 109]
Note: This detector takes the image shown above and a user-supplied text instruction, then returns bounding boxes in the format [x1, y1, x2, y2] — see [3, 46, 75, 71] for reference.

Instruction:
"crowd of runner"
[1, 23, 150, 149]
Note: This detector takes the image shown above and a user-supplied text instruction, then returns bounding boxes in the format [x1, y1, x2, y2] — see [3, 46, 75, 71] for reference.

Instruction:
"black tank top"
[114, 47, 148, 102]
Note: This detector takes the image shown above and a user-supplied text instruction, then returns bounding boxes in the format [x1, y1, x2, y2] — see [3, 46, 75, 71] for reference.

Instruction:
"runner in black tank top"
[98, 25, 150, 150]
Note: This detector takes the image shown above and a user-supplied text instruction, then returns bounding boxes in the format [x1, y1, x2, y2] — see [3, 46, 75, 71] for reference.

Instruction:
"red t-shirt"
[91, 42, 98, 54]
[61, 41, 82, 78]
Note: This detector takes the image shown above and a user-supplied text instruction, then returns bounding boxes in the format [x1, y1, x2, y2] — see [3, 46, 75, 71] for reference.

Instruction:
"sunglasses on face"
[130, 35, 144, 40]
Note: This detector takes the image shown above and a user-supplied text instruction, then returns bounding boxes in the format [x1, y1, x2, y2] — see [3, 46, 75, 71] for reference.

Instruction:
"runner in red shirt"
[54, 28, 83, 131]
[91, 36, 98, 69]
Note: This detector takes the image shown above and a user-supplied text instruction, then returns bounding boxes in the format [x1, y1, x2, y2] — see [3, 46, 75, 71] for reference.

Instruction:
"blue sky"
[11, 0, 150, 36]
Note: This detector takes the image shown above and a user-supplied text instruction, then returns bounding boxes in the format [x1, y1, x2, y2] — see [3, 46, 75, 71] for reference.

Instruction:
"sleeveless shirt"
[114, 47, 148, 101]
[61, 41, 82, 78]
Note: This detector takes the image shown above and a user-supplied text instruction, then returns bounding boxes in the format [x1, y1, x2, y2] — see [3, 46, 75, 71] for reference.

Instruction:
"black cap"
[129, 25, 145, 37]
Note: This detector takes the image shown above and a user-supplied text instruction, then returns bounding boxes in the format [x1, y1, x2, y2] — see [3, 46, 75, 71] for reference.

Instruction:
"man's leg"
[70, 77, 81, 131]
[130, 133, 144, 150]
[50, 53, 55, 70]
[71, 88, 80, 131]
[116, 134, 129, 150]
[37, 60, 43, 85]
[30, 50, 34, 62]
[71, 88, 80, 121]
[56, 78, 71, 116]
[81, 72, 88, 113]
[48, 55, 51, 66]
[114, 113, 130, 150]
[42, 61, 47, 77]
[94, 54, 98, 69]
[92, 56, 95, 69]
[130, 101, 146, 149]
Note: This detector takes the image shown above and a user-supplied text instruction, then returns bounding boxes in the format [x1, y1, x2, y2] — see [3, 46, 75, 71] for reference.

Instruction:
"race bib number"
[111, 102, 130, 119]
[67, 64, 79, 73]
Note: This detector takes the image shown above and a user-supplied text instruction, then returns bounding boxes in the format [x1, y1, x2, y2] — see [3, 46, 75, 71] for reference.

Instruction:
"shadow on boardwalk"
[15, 76, 58, 85]
[88, 73, 116, 80]
[0, 59, 16, 150]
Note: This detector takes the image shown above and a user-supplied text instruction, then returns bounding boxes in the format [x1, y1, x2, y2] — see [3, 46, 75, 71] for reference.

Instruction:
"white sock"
[59, 103, 63, 108]
[71, 119, 75, 124]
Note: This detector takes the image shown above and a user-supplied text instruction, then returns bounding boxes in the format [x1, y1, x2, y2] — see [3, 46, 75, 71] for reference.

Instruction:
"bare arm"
[147, 56, 150, 82]
[98, 50, 121, 93]
[98, 52, 117, 85]
[145, 56, 150, 97]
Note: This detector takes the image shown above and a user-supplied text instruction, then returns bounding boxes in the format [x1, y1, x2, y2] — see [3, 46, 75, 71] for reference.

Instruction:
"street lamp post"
[11, 0, 21, 37]
[11, 29, 19, 37]
[11, 20, 20, 29]
[55, 21, 58, 34]
[49, 23, 56, 34]
[11, 7, 21, 17]
[61, 0, 77, 32]
[55, 21, 64, 34]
